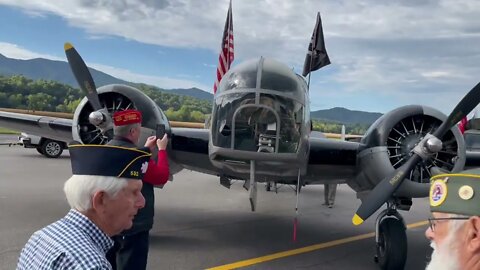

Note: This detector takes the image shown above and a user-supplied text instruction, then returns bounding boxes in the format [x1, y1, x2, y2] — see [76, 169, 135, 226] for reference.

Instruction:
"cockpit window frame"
[231, 103, 281, 152]
[215, 88, 305, 107]
[212, 57, 307, 154]
[213, 90, 303, 153]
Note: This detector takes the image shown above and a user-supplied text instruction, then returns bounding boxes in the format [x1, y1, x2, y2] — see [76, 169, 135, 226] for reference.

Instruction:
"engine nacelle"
[71, 84, 183, 176]
[72, 84, 169, 144]
[349, 105, 466, 198]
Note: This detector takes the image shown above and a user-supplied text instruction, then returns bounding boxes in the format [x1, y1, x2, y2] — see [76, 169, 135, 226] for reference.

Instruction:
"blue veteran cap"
[69, 143, 151, 180]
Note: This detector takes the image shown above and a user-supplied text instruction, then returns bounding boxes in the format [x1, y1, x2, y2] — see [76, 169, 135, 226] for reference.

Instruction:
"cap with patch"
[430, 168, 480, 216]
[69, 142, 151, 180]
[113, 109, 142, 126]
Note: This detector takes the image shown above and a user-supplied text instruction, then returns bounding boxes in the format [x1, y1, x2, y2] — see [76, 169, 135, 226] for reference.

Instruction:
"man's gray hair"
[64, 175, 129, 211]
[449, 213, 469, 232]
[114, 123, 140, 138]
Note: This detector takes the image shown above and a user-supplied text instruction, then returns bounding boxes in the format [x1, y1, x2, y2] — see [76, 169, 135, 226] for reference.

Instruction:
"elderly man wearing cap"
[106, 109, 170, 270]
[425, 168, 480, 270]
[17, 144, 149, 269]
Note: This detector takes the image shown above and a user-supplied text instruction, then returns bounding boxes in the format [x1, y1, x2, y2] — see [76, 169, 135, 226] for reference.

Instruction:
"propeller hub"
[89, 111, 105, 126]
[426, 137, 443, 153]
[413, 133, 441, 160]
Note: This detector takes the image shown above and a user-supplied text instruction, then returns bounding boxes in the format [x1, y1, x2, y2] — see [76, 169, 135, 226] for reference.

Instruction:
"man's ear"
[466, 216, 480, 252]
[91, 190, 106, 212]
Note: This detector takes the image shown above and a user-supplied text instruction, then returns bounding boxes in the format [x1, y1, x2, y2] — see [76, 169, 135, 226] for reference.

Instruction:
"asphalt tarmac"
[0, 135, 432, 270]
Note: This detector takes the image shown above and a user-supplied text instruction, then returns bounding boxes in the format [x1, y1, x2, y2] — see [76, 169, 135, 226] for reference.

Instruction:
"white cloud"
[421, 71, 455, 79]
[0, 41, 211, 91]
[203, 63, 216, 68]
[90, 63, 211, 90]
[2, 0, 480, 112]
[4, 0, 479, 59]
[0, 42, 63, 60]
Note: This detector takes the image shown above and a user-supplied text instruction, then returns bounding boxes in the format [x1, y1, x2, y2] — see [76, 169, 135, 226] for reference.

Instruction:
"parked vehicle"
[18, 133, 67, 158]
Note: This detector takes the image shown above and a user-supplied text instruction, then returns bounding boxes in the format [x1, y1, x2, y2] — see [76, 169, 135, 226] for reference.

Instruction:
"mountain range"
[0, 53, 382, 124]
[311, 107, 382, 124]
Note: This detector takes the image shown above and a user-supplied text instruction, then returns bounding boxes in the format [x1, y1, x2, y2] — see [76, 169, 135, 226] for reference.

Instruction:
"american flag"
[458, 116, 468, 134]
[213, 0, 234, 94]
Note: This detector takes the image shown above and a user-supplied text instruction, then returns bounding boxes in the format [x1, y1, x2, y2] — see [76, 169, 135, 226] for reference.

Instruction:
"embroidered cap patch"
[430, 179, 448, 207]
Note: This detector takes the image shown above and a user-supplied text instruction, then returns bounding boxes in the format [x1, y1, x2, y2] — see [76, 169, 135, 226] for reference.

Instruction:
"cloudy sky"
[0, 0, 480, 114]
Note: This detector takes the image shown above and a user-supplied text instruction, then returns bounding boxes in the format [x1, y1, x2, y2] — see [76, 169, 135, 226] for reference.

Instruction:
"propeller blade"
[64, 43, 102, 111]
[352, 82, 480, 225]
[352, 155, 421, 225]
[433, 82, 480, 138]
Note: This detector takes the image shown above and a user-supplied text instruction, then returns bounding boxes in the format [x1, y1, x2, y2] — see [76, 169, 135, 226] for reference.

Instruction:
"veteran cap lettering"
[113, 109, 142, 126]
[69, 142, 151, 180]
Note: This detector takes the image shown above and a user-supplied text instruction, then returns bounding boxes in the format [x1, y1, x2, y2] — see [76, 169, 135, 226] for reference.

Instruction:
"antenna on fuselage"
[292, 11, 331, 241]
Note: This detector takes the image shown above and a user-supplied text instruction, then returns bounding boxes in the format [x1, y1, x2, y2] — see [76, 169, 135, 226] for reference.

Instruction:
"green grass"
[0, 127, 20, 134]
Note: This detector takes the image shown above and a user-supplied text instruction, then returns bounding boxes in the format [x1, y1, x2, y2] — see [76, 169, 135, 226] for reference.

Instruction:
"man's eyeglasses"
[428, 217, 469, 232]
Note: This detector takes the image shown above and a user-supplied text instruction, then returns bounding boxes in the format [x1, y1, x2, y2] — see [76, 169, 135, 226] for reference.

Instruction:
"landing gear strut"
[373, 202, 407, 270]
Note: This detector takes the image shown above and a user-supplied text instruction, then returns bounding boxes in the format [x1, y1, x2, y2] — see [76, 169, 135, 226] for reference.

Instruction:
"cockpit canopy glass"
[216, 58, 306, 100]
[212, 92, 303, 153]
[212, 57, 307, 154]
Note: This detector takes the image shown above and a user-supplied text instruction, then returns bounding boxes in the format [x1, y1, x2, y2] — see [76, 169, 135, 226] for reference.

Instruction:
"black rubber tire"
[40, 140, 63, 158]
[376, 218, 407, 270]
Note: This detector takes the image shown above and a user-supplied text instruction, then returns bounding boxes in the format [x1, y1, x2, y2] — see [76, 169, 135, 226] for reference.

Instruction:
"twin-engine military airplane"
[1, 43, 480, 270]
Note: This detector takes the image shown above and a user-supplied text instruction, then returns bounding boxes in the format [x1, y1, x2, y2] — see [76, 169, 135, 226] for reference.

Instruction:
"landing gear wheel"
[375, 218, 407, 270]
[40, 140, 63, 158]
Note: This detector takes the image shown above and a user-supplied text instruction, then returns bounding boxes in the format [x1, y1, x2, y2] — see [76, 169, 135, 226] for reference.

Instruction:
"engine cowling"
[71, 84, 184, 176]
[349, 105, 466, 198]
[72, 84, 169, 144]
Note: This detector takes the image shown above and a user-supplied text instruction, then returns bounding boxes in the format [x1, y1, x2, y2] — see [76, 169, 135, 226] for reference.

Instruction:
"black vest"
[107, 137, 154, 234]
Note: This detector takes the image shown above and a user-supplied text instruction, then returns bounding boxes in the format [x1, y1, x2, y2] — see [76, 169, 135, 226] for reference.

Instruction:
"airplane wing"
[0, 111, 220, 178]
[0, 111, 73, 142]
[305, 135, 360, 185]
[169, 127, 218, 175]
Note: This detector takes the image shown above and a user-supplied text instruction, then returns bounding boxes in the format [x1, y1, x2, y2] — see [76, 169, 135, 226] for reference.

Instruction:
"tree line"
[0, 75, 211, 123]
[0, 75, 368, 134]
[312, 120, 368, 135]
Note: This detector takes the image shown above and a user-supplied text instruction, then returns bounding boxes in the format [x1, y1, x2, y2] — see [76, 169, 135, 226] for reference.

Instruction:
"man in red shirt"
[106, 109, 170, 270]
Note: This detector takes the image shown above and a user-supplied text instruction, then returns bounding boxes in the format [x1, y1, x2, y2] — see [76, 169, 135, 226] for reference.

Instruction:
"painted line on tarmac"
[206, 220, 428, 270]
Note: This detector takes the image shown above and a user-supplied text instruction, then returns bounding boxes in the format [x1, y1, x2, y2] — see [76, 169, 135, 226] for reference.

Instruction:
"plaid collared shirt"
[17, 209, 114, 270]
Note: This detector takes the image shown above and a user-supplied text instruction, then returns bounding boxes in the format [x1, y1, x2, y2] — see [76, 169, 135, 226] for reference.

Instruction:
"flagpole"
[296, 11, 330, 241]
[305, 12, 319, 92]
[227, 0, 232, 69]
[307, 54, 313, 92]
[213, 0, 234, 94]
